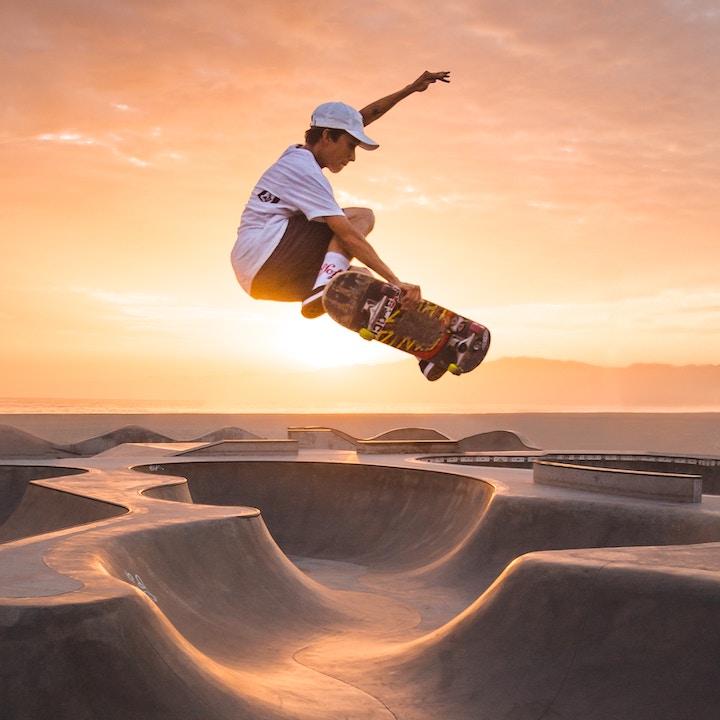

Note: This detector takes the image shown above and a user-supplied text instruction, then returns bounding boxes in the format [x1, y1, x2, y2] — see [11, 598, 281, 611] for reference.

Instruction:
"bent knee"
[343, 207, 375, 234]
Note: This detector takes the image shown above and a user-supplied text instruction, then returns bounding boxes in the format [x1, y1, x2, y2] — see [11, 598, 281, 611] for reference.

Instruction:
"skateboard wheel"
[448, 363, 463, 375]
[359, 328, 376, 341]
[419, 359, 447, 381]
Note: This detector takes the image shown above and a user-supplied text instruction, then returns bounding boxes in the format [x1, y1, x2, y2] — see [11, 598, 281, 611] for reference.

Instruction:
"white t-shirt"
[231, 145, 344, 293]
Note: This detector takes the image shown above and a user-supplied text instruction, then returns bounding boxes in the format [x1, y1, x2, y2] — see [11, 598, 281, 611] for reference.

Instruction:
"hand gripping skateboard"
[322, 269, 491, 381]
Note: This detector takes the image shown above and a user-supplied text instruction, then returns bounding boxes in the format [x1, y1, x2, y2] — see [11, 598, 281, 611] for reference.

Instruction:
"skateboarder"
[230, 70, 450, 318]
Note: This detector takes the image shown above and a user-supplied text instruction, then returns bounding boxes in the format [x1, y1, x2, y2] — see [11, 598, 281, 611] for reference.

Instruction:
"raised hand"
[410, 70, 451, 92]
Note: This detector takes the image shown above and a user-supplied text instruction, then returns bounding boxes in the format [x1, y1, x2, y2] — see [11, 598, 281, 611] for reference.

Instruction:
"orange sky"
[1, 0, 719, 407]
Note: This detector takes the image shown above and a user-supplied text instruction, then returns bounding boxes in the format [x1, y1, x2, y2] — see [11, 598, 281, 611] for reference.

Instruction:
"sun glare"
[271, 316, 398, 370]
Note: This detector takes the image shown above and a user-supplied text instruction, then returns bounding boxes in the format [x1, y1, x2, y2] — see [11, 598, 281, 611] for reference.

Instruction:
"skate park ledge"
[533, 459, 702, 502]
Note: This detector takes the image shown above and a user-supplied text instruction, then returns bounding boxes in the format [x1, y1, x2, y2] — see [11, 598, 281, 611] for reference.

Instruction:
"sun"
[272, 315, 398, 370]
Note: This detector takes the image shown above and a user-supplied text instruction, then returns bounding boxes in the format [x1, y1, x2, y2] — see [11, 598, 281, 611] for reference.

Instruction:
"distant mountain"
[471, 358, 720, 410]
[212, 357, 720, 412]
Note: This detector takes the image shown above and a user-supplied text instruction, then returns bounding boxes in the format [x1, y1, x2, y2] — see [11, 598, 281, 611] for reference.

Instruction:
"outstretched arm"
[359, 70, 451, 126]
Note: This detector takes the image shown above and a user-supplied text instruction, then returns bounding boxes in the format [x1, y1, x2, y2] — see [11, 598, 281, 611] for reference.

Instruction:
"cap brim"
[350, 131, 379, 151]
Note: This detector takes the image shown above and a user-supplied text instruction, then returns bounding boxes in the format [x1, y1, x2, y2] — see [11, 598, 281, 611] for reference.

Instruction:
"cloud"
[71, 286, 243, 326]
[32, 128, 184, 168]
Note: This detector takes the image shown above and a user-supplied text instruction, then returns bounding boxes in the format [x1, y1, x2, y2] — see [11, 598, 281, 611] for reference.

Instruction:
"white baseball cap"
[310, 102, 379, 151]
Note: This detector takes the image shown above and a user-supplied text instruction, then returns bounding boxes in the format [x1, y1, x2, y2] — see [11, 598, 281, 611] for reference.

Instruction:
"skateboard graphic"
[322, 269, 491, 381]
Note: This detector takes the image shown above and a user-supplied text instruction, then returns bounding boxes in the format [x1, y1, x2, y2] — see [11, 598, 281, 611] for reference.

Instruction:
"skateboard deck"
[322, 270, 491, 380]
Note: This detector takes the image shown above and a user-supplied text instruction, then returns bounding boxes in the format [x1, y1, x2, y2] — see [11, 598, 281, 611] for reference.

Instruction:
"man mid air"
[231, 70, 450, 318]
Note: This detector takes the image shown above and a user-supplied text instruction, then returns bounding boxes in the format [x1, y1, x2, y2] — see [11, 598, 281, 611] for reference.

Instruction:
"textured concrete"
[2, 436, 720, 719]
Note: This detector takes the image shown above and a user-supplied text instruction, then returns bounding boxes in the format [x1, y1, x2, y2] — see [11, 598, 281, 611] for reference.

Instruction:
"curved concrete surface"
[2, 446, 720, 719]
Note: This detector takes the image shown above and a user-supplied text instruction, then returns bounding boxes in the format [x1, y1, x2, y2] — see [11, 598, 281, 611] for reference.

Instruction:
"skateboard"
[322, 269, 491, 381]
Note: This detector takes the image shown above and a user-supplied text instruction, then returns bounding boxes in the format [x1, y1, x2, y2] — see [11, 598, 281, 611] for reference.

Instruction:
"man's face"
[319, 131, 360, 173]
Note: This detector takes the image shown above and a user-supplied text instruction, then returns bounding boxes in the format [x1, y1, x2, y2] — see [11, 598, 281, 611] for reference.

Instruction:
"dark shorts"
[250, 215, 333, 301]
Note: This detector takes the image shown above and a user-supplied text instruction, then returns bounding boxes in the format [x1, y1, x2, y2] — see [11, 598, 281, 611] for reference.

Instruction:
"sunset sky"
[1, 0, 719, 408]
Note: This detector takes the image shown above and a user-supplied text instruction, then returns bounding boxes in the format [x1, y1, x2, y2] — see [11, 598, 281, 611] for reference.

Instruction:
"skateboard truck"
[449, 321, 487, 362]
[419, 320, 487, 380]
[358, 284, 402, 340]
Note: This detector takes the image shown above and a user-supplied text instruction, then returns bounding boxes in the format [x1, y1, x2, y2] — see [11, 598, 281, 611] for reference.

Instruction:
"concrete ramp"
[151, 460, 493, 571]
[93, 515, 410, 720]
[0, 466, 125, 544]
[3, 502, 410, 718]
[308, 546, 720, 720]
[148, 460, 720, 605]
[2, 452, 720, 719]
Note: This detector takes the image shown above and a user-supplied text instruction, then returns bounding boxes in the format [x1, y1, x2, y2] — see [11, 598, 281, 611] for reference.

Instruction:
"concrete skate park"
[2, 422, 720, 719]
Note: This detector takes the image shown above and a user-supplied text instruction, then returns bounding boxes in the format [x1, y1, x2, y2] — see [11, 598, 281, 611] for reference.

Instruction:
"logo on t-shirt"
[258, 189, 280, 204]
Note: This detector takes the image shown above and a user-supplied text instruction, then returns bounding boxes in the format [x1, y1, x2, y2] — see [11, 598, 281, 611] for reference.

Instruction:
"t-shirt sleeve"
[261, 149, 343, 220]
